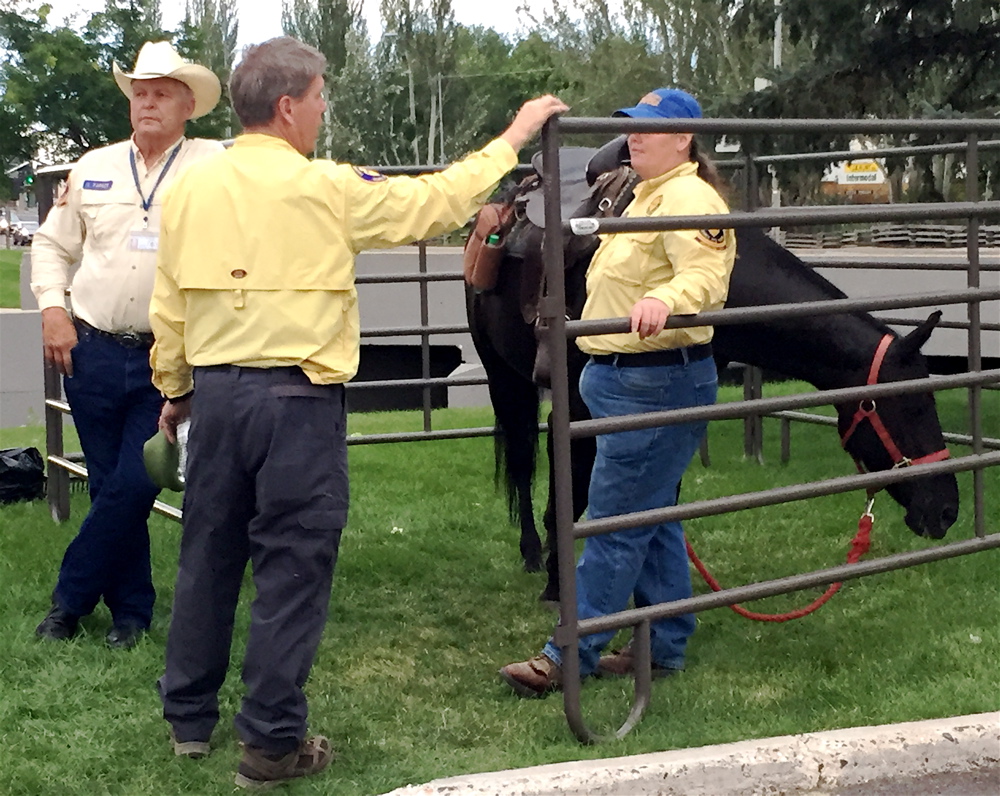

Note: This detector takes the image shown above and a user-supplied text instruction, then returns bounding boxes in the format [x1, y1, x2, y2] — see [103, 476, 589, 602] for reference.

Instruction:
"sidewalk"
[378, 712, 999, 796]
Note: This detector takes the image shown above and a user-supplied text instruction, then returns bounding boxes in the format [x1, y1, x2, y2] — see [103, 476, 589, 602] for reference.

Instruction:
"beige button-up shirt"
[31, 135, 224, 333]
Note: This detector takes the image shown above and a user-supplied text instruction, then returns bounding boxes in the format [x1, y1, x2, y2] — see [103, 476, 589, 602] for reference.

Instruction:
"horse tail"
[489, 361, 541, 523]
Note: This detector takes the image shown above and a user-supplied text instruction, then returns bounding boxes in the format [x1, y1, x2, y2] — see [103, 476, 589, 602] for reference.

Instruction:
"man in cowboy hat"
[30, 41, 224, 650]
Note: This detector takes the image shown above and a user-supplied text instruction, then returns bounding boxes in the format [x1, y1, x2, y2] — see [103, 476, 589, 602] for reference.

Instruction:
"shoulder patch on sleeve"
[352, 166, 387, 183]
[696, 228, 728, 251]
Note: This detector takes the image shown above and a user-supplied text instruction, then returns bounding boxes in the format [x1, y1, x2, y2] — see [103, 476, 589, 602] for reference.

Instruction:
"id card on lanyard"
[129, 141, 182, 251]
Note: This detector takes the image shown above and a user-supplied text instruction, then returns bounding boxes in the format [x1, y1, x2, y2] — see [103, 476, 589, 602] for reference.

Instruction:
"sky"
[42, 0, 541, 49]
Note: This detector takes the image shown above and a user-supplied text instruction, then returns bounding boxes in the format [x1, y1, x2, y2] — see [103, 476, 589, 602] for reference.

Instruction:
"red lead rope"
[685, 505, 873, 622]
[686, 333, 950, 622]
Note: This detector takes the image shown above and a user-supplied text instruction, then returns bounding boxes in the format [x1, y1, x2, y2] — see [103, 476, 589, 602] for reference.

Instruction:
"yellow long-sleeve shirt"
[150, 133, 517, 398]
[576, 161, 736, 356]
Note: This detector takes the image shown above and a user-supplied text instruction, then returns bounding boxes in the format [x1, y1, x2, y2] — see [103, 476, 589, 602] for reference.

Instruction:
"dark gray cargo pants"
[159, 365, 347, 754]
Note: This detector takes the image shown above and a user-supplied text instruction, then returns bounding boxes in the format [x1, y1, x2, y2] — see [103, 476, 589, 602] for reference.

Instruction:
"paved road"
[829, 767, 1000, 795]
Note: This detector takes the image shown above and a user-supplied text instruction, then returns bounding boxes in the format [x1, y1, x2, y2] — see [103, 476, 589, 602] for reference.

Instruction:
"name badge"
[129, 230, 159, 252]
[83, 180, 113, 190]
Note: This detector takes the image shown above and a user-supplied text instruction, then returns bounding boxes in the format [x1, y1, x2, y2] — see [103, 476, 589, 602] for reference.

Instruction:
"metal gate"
[537, 115, 1000, 742]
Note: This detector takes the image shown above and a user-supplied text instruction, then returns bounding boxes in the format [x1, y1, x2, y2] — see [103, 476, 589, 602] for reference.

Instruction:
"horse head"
[836, 312, 959, 538]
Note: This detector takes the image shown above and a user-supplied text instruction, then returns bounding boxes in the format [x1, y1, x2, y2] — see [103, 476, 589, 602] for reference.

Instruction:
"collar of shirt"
[232, 133, 307, 158]
[130, 134, 186, 175]
[632, 160, 699, 202]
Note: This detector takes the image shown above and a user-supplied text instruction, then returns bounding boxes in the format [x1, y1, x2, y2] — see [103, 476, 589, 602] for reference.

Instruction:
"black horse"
[467, 148, 960, 604]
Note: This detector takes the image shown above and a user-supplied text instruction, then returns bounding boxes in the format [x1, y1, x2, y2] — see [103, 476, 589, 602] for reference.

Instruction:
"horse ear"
[896, 311, 942, 359]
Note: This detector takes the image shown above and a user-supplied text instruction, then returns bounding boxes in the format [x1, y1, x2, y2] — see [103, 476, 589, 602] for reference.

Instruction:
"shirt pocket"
[601, 231, 659, 289]
[79, 187, 137, 246]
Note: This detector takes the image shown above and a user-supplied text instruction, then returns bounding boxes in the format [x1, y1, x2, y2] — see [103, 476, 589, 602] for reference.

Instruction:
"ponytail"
[690, 137, 728, 195]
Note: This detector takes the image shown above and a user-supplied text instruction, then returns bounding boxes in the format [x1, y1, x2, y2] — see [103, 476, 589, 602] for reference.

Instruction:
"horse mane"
[737, 227, 896, 339]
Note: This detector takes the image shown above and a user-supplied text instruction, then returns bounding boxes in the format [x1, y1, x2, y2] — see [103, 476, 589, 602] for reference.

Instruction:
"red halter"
[840, 334, 950, 470]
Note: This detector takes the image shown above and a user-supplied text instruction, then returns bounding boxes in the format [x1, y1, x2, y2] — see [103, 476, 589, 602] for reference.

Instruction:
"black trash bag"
[0, 447, 46, 504]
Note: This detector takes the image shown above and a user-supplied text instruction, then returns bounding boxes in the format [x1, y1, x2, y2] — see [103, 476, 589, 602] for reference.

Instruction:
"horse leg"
[539, 358, 595, 603]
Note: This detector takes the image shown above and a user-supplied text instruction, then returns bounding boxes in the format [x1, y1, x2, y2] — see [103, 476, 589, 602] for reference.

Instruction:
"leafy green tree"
[1, 0, 172, 162]
[727, 0, 1000, 202]
[176, 0, 240, 139]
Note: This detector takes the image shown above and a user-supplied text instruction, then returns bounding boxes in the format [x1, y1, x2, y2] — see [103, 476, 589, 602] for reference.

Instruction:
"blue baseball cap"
[614, 88, 702, 120]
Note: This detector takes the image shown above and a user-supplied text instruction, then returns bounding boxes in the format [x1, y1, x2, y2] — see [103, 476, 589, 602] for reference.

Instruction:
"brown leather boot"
[499, 653, 562, 698]
[596, 646, 679, 679]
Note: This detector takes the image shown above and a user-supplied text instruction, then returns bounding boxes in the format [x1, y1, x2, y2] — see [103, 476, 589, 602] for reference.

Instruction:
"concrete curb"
[378, 712, 999, 796]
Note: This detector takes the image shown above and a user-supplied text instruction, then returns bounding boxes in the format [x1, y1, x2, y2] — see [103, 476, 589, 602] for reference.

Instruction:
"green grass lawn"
[0, 390, 996, 796]
[0, 248, 24, 308]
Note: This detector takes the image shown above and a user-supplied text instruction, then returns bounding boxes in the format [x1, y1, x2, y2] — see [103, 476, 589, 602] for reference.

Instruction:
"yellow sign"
[846, 161, 879, 172]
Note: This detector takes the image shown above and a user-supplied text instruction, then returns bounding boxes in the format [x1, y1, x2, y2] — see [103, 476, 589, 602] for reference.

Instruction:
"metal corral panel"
[354, 246, 489, 407]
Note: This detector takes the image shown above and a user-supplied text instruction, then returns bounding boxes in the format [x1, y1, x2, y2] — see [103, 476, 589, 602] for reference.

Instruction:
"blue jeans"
[543, 354, 718, 675]
[55, 325, 162, 627]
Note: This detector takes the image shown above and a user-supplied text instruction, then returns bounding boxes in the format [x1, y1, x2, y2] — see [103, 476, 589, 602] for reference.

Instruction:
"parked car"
[13, 220, 38, 246]
[0, 210, 17, 239]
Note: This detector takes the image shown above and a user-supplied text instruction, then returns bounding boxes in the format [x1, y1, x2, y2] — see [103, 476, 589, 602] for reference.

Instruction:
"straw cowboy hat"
[113, 41, 221, 119]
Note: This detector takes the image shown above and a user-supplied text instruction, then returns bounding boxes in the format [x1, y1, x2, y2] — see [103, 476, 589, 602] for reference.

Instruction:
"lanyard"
[130, 141, 183, 228]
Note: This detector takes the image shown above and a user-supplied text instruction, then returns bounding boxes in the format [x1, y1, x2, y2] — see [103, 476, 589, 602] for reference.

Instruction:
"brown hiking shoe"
[596, 646, 679, 680]
[499, 653, 562, 698]
[234, 735, 334, 790]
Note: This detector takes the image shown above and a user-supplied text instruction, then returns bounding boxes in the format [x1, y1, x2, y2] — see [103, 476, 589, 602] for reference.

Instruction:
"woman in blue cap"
[500, 88, 737, 697]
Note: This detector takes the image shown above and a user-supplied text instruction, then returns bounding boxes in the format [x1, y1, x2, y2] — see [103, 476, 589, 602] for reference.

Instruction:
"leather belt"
[75, 318, 154, 349]
[591, 343, 713, 368]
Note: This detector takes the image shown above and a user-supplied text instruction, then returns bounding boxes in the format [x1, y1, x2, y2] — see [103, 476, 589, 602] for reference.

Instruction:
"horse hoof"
[538, 587, 560, 606]
[523, 559, 543, 573]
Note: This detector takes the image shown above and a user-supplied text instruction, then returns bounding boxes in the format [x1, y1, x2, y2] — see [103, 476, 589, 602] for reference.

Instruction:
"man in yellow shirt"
[149, 35, 567, 789]
[30, 41, 222, 650]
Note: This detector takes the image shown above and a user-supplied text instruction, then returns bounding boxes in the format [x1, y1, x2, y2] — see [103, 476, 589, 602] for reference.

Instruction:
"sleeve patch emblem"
[352, 166, 387, 182]
[696, 228, 728, 250]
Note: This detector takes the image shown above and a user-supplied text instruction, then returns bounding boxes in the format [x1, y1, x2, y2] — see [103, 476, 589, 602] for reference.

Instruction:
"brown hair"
[690, 137, 727, 194]
[229, 37, 327, 127]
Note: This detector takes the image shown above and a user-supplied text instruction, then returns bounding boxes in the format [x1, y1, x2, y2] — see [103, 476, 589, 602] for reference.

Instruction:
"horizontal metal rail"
[569, 202, 1000, 236]
[347, 376, 490, 390]
[802, 260, 1000, 272]
[560, 117, 1000, 135]
[575, 451, 999, 538]
[362, 323, 469, 338]
[47, 454, 182, 520]
[569, 288, 1000, 338]
[569, 369, 999, 439]
[756, 139, 1000, 165]
[770, 409, 1000, 451]
[873, 316, 1000, 332]
[562, 533, 1000, 640]
[347, 426, 496, 445]
[356, 271, 465, 284]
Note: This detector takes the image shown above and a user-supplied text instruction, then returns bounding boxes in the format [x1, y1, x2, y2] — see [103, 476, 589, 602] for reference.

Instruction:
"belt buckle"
[118, 330, 144, 348]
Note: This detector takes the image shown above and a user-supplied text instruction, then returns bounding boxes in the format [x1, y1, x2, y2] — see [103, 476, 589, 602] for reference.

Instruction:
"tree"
[727, 0, 1000, 202]
[282, 0, 374, 159]
[176, 0, 240, 139]
[0, 1, 172, 162]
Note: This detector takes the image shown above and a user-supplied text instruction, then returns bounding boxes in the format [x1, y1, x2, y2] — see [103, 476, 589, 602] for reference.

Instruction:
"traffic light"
[23, 173, 34, 187]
